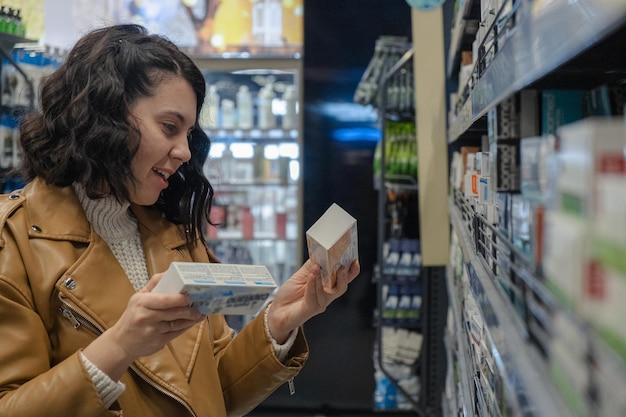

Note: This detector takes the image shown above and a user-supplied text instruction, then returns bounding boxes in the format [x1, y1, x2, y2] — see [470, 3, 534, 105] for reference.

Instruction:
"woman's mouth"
[152, 168, 171, 180]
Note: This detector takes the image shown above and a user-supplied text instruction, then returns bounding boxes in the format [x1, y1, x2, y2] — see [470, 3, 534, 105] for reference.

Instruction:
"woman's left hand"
[266, 259, 360, 343]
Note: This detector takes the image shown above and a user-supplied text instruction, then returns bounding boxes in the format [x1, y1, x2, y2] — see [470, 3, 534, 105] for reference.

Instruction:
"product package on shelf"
[543, 116, 626, 368]
[541, 89, 585, 135]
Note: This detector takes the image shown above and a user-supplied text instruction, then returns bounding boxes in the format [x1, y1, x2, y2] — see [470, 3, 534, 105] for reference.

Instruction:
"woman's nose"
[171, 133, 192, 163]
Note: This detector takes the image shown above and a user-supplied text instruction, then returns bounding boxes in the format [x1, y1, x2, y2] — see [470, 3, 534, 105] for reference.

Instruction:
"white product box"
[520, 135, 557, 203]
[549, 311, 590, 414]
[556, 117, 626, 219]
[152, 262, 277, 315]
[306, 203, 358, 288]
[542, 210, 590, 308]
[594, 174, 626, 248]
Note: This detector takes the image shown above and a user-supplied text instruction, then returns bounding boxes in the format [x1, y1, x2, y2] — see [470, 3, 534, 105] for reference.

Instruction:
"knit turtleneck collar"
[73, 184, 137, 241]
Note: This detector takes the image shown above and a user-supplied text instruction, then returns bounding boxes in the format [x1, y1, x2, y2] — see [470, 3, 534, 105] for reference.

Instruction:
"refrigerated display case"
[190, 56, 303, 329]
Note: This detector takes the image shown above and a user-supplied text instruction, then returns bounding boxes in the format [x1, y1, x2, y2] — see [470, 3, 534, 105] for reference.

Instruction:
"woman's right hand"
[82, 273, 205, 381]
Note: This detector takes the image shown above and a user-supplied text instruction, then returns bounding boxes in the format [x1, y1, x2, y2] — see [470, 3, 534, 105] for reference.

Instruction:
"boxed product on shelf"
[488, 91, 541, 194]
[463, 152, 480, 198]
[510, 194, 531, 257]
[306, 203, 358, 288]
[496, 192, 511, 238]
[495, 139, 521, 193]
[542, 210, 590, 308]
[579, 256, 626, 362]
[488, 95, 520, 140]
[152, 262, 277, 315]
[488, 102, 521, 193]
[549, 311, 590, 416]
[541, 89, 585, 135]
[460, 146, 480, 191]
[520, 135, 558, 204]
[555, 117, 626, 220]
[591, 336, 626, 417]
[519, 89, 541, 137]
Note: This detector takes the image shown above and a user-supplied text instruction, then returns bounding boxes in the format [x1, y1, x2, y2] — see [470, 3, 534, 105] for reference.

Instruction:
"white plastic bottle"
[221, 99, 235, 128]
[200, 85, 220, 129]
[282, 85, 298, 129]
[221, 144, 234, 180]
[257, 84, 276, 129]
[236, 85, 253, 129]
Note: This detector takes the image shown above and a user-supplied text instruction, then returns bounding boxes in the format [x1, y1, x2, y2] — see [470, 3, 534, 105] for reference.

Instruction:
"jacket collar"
[19, 179, 187, 254]
[21, 178, 91, 242]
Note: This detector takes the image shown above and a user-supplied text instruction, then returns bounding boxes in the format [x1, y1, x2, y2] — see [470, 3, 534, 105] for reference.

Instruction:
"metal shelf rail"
[449, 191, 578, 417]
[448, 0, 626, 142]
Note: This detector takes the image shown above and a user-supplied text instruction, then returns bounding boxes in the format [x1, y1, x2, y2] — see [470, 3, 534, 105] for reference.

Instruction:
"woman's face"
[128, 75, 196, 205]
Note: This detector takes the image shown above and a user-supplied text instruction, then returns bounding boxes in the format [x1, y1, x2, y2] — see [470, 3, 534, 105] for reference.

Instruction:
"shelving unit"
[0, 32, 36, 110]
[444, 0, 626, 415]
[0, 32, 38, 193]
[373, 46, 422, 414]
[448, 0, 626, 142]
[190, 56, 303, 331]
[448, 193, 578, 417]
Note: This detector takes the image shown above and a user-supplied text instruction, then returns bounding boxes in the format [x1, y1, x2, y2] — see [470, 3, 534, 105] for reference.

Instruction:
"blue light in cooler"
[331, 127, 381, 142]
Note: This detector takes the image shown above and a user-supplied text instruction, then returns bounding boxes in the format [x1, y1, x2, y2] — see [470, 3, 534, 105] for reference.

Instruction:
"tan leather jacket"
[0, 178, 308, 417]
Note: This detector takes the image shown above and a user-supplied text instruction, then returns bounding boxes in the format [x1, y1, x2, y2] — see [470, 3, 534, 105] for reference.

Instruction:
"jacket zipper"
[59, 299, 103, 335]
[59, 296, 199, 417]
[288, 378, 295, 395]
[129, 363, 198, 417]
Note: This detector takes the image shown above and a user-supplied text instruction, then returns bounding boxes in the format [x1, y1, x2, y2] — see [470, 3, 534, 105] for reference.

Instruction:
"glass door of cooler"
[192, 57, 303, 328]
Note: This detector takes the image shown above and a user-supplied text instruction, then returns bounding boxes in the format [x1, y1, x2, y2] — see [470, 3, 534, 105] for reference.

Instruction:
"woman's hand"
[82, 273, 205, 381]
[266, 259, 360, 343]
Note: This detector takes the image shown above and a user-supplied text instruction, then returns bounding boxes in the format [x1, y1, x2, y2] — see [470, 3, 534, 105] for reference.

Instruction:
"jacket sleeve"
[0, 280, 118, 417]
[211, 305, 309, 417]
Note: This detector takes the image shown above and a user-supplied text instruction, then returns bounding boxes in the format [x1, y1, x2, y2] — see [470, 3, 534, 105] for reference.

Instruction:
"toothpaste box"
[306, 203, 358, 288]
[152, 262, 277, 315]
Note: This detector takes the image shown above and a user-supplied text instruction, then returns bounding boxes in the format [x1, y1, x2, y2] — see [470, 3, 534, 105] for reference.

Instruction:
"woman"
[0, 24, 359, 417]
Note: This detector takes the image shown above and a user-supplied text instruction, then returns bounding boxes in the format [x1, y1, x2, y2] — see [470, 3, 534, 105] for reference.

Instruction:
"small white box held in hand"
[306, 203, 359, 288]
[152, 262, 277, 315]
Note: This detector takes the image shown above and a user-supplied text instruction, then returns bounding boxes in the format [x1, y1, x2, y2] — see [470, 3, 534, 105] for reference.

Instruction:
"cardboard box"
[495, 139, 521, 192]
[541, 89, 585, 135]
[152, 262, 277, 315]
[306, 203, 358, 288]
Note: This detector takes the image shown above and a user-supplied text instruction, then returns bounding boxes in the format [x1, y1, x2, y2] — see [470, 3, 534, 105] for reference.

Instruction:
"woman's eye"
[163, 124, 177, 133]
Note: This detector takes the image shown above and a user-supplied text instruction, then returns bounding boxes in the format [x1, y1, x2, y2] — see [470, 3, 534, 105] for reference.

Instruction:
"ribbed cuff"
[80, 351, 126, 409]
[264, 303, 298, 362]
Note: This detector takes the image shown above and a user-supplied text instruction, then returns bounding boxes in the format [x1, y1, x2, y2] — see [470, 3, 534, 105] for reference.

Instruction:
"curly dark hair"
[17, 24, 213, 246]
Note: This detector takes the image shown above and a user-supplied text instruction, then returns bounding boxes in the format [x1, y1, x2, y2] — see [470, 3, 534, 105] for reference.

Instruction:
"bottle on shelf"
[236, 85, 253, 129]
[221, 98, 235, 129]
[252, 144, 265, 182]
[257, 84, 276, 129]
[220, 144, 234, 180]
[200, 85, 220, 129]
[282, 85, 298, 129]
[241, 206, 254, 239]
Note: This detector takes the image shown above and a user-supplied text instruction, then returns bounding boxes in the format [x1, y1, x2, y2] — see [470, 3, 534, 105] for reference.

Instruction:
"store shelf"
[210, 181, 298, 188]
[444, 259, 475, 416]
[446, 0, 480, 78]
[449, 0, 626, 142]
[449, 201, 577, 417]
[207, 128, 299, 142]
[0, 33, 35, 52]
